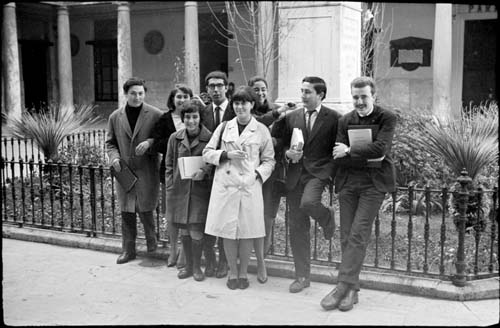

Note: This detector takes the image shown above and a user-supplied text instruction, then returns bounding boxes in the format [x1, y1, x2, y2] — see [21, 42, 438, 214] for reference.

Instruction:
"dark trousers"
[287, 172, 330, 278]
[262, 177, 281, 239]
[121, 211, 156, 252]
[337, 172, 385, 290]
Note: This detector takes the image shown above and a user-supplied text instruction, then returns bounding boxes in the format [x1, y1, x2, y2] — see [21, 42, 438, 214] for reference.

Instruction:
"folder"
[347, 125, 384, 168]
[290, 128, 304, 151]
[111, 159, 138, 192]
[178, 156, 205, 179]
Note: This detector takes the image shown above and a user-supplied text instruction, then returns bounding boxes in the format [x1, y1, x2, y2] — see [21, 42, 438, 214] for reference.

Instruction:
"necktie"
[215, 106, 221, 127]
[307, 109, 316, 132]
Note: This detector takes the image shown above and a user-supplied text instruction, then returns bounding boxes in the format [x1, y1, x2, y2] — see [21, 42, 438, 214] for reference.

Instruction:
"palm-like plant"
[6, 103, 100, 161]
[410, 103, 498, 232]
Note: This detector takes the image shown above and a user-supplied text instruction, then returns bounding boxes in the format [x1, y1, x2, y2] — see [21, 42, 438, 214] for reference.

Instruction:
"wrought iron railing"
[2, 156, 498, 285]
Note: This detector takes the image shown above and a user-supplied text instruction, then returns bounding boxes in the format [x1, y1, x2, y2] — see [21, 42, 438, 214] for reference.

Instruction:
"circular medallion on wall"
[144, 30, 164, 55]
[70, 34, 80, 56]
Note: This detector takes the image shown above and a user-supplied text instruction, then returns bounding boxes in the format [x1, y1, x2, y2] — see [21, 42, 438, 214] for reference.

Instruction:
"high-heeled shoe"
[167, 248, 179, 267]
[257, 276, 268, 284]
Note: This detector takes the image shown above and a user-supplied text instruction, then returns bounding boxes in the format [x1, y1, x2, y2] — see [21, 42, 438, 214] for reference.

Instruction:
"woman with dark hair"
[151, 83, 193, 268]
[203, 86, 275, 290]
[248, 76, 294, 283]
[165, 99, 213, 281]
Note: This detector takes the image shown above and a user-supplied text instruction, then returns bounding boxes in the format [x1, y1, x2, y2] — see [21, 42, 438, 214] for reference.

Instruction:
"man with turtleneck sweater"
[106, 77, 163, 264]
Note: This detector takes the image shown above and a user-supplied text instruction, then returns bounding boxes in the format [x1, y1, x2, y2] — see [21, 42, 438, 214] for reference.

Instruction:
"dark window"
[93, 19, 117, 101]
[93, 41, 118, 101]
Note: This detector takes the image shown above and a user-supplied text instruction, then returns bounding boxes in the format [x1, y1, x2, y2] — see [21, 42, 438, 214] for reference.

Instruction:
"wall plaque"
[390, 37, 432, 71]
[144, 30, 164, 55]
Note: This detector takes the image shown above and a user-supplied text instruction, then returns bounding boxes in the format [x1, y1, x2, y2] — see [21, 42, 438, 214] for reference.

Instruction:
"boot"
[216, 237, 228, 278]
[139, 211, 157, 252]
[177, 235, 193, 279]
[117, 212, 137, 264]
[192, 238, 205, 281]
[203, 235, 217, 277]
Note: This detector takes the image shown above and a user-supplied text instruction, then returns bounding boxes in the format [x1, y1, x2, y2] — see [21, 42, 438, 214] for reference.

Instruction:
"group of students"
[106, 72, 397, 312]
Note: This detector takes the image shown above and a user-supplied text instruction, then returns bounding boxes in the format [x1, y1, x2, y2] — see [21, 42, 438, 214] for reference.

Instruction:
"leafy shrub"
[391, 109, 454, 188]
[6, 103, 100, 161]
[58, 142, 107, 167]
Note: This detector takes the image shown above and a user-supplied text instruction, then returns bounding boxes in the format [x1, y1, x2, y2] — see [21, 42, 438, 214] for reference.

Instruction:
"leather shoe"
[238, 278, 250, 289]
[338, 289, 358, 312]
[216, 262, 228, 279]
[320, 282, 349, 310]
[177, 267, 193, 279]
[227, 278, 239, 290]
[322, 207, 336, 240]
[289, 277, 310, 293]
[116, 252, 136, 264]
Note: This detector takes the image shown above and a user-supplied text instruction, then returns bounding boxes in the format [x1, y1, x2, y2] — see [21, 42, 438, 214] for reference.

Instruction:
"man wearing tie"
[201, 70, 235, 279]
[278, 76, 341, 293]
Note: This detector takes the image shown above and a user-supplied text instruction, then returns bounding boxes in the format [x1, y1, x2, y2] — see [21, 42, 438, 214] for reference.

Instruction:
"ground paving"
[3, 238, 499, 326]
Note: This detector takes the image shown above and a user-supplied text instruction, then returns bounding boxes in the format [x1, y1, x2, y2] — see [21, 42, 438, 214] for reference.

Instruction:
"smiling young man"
[321, 76, 397, 312]
[277, 76, 341, 293]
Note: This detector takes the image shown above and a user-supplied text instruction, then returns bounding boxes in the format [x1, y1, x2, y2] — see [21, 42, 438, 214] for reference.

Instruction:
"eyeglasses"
[208, 83, 226, 90]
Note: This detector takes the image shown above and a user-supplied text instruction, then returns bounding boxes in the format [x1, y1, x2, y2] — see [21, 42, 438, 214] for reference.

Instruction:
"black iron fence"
[2, 156, 498, 285]
[1, 132, 499, 286]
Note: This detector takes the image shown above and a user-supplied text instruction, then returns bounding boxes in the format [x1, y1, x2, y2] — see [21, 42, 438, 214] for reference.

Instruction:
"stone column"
[117, 2, 133, 106]
[277, 2, 361, 113]
[432, 3, 453, 121]
[57, 5, 74, 115]
[2, 3, 22, 119]
[184, 1, 200, 94]
[257, 1, 275, 100]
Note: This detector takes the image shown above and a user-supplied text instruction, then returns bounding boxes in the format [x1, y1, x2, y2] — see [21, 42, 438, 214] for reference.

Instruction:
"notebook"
[111, 159, 138, 192]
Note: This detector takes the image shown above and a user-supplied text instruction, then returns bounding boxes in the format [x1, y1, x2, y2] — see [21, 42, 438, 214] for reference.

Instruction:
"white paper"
[178, 156, 204, 179]
[291, 128, 304, 151]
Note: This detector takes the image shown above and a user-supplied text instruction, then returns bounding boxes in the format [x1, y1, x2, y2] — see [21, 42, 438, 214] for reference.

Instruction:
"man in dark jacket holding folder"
[321, 76, 397, 312]
[279, 76, 341, 294]
[106, 77, 163, 264]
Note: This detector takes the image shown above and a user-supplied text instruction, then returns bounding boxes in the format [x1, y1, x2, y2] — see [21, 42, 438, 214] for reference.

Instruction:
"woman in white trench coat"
[203, 86, 275, 290]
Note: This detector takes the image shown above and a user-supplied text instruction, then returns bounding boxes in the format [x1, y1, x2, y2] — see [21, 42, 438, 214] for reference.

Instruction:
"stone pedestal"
[117, 2, 133, 107]
[57, 5, 74, 114]
[432, 4, 452, 121]
[2, 3, 22, 119]
[184, 1, 200, 94]
[277, 2, 361, 114]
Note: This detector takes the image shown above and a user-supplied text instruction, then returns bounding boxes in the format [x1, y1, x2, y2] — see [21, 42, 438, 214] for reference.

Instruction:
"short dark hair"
[166, 84, 194, 110]
[247, 76, 268, 88]
[302, 76, 327, 100]
[230, 86, 258, 107]
[123, 77, 147, 94]
[205, 71, 228, 86]
[179, 99, 205, 123]
[350, 76, 376, 95]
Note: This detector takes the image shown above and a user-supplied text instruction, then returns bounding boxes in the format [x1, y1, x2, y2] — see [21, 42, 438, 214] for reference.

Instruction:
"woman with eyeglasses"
[151, 83, 193, 269]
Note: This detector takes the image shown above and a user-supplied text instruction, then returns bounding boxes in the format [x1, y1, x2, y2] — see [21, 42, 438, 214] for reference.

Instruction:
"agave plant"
[6, 103, 100, 161]
[410, 102, 498, 232]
